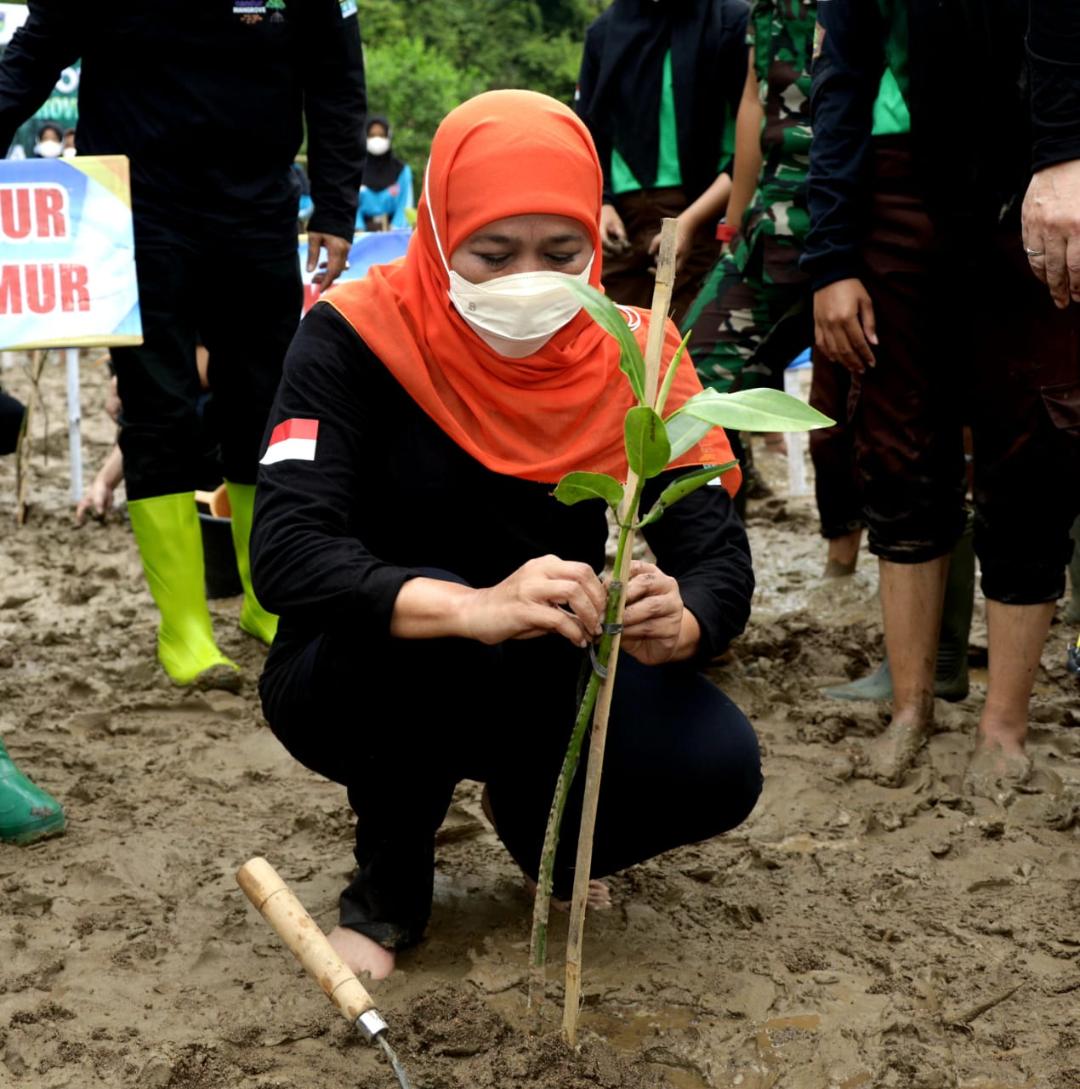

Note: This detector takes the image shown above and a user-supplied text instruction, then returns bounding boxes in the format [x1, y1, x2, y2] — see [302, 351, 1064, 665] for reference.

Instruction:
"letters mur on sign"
[0, 184, 88, 315]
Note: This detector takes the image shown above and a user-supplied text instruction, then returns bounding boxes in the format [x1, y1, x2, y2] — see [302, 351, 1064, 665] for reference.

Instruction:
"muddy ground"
[1, 352, 1078, 1089]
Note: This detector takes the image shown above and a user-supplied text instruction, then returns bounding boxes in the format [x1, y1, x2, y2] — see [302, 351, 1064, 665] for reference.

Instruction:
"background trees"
[360, 0, 608, 181]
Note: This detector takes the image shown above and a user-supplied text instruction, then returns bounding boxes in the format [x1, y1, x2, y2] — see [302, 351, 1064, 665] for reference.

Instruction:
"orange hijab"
[323, 89, 740, 495]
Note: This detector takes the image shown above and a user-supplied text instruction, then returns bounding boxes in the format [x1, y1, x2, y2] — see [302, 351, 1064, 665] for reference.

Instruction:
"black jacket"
[252, 304, 755, 674]
[803, 0, 1038, 291]
[575, 0, 748, 206]
[0, 0, 366, 241]
[1029, 0, 1080, 171]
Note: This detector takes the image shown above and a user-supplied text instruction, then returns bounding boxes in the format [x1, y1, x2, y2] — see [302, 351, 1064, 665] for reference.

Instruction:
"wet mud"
[1, 355, 1078, 1088]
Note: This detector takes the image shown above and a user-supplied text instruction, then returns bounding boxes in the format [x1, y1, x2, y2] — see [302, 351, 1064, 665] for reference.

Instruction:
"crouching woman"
[251, 91, 762, 979]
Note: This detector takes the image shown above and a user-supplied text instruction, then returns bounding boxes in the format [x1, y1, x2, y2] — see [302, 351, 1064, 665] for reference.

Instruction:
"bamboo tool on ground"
[236, 857, 415, 1089]
[562, 217, 680, 1045]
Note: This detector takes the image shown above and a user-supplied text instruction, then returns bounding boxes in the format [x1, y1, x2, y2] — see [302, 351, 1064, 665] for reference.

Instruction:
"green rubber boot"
[825, 517, 974, 703]
[128, 492, 240, 689]
[225, 481, 278, 646]
[1066, 516, 1080, 626]
[0, 738, 65, 845]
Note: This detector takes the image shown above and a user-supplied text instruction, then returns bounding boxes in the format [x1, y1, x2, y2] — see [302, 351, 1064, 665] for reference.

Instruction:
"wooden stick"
[562, 218, 680, 1045]
[942, 982, 1023, 1027]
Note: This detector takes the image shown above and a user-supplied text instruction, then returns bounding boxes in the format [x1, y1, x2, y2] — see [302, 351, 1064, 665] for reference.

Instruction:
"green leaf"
[564, 280, 646, 404]
[553, 471, 625, 509]
[637, 461, 740, 527]
[672, 387, 835, 433]
[625, 406, 671, 479]
[664, 412, 714, 461]
[654, 328, 691, 417]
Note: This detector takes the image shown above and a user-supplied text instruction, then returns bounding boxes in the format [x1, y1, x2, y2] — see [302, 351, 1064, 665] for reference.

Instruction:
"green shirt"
[871, 0, 911, 135]
[612, 51, 680, 192]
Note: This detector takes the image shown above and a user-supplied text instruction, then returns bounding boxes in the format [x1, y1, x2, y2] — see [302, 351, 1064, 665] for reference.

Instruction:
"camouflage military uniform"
[682, 0, 815, 394]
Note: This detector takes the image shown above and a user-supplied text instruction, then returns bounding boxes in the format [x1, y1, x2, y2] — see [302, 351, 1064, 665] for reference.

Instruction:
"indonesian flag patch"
[260, 418, 319, 465]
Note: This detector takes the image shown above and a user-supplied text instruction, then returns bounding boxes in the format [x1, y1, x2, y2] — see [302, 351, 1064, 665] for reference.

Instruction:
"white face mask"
[367, 135, 391, 156]
[426, 168, 594, 358]
[61, 146, 77, 159]
[34, 140, 63, 159]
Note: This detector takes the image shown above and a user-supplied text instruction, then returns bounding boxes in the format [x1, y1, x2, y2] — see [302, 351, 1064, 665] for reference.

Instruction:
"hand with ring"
[1021, 158, 1080, 308]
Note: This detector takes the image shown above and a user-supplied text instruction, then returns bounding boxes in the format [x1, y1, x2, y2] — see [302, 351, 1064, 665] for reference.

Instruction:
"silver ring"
[1024, 247, 1045, 257]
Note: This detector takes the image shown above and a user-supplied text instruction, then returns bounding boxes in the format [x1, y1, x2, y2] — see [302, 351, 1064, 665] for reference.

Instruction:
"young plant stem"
[527, 578, 622, 1009]
[562, 219, 680, 1045]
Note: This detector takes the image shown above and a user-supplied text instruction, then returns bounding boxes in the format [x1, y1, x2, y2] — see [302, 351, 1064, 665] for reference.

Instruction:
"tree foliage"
[360, 0, 609, 182]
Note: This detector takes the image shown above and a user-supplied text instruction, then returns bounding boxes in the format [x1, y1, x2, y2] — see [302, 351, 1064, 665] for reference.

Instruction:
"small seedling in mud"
[528, 220, 833, 1044]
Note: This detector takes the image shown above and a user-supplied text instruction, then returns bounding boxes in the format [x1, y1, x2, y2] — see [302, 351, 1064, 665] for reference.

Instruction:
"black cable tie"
[589, 643, 609, 679]
[602, 622, 623, 636]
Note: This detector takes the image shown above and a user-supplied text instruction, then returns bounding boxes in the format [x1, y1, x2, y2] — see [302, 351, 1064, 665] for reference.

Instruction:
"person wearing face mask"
[575, 0, 750, 322]
[251, 90, 760, 980]
[0, 1, 366, 691]
[32, 120, 63, 158]
[357, 116, 413, 231]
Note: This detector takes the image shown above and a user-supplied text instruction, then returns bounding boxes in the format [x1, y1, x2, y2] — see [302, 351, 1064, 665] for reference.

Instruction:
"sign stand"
[64, 347, 83, 503]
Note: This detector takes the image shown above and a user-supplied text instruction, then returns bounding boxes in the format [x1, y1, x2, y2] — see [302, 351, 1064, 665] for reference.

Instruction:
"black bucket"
[199, 512, 243, 599]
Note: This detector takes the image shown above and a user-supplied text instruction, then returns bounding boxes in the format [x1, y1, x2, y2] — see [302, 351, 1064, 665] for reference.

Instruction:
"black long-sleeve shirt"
[1029, 0, 1080, 171]
[0, 0, 366, 241]
[252, 305, 755, 673]
[803, 0, 1036, 291]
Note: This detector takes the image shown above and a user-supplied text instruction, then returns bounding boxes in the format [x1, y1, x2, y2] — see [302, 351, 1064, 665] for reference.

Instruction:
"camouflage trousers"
[683, 239, 864, 539]
[681, 240, 812, 395]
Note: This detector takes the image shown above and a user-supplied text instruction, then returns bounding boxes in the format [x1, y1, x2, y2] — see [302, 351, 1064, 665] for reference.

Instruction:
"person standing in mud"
[0, 1, 366, 690]
[804, 0, 1080, 792]
[574, 0, 750, 322]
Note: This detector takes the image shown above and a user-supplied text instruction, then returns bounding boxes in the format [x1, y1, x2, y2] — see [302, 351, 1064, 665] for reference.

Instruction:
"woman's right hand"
[461, 555, 606, 648]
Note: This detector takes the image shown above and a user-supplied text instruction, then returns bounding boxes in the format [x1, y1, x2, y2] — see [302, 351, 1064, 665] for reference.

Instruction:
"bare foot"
[524, 875, 612, 912]
[963, 741, 1032, 802]
[327, 925, 396, 981]
[865, 712, 931, 786]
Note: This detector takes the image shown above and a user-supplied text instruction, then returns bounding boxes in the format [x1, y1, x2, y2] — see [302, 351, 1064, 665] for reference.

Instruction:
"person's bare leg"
[867, 555, 949, 784]
[823, 529, 863, 578]
[328, 925, 396, 981]
[965, 600, 1056, 795]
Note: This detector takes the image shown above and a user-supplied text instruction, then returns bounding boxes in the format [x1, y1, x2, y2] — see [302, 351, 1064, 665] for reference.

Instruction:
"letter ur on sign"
[0, 185, 69, 243]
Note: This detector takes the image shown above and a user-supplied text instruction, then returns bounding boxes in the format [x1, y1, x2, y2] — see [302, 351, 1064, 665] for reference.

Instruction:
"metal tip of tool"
[377, 1035, 415, 1089]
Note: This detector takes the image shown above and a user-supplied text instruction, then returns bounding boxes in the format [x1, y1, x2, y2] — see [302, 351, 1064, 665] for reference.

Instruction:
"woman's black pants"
[260, 594, 762, 950]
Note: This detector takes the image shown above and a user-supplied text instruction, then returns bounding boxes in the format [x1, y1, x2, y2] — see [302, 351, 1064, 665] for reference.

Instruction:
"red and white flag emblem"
[260, 418, 319, 465]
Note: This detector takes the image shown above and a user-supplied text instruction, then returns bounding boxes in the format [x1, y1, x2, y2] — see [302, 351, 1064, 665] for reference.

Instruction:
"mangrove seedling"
[526, 219, 834, 1043]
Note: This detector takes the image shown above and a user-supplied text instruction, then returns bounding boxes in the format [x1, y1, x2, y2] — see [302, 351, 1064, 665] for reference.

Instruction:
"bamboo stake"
[562, 218, 680, 1045]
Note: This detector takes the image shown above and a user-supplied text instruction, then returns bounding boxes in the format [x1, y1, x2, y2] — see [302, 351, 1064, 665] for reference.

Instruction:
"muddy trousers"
[845, 141, 1080, 603]
[259, 575, 762, 951]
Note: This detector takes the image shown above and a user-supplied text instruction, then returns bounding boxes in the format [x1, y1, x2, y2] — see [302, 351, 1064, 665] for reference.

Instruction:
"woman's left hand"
[621, 560, 687, 666]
